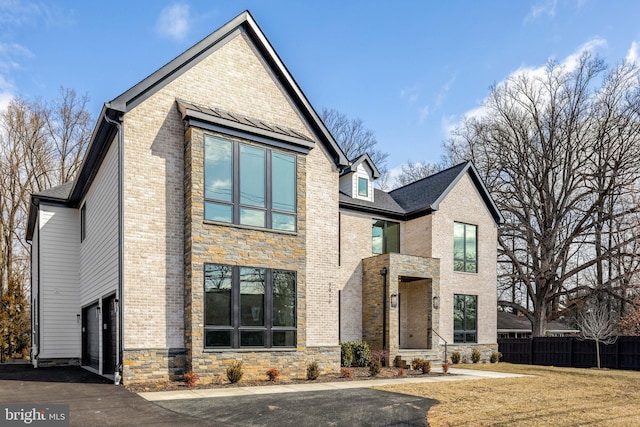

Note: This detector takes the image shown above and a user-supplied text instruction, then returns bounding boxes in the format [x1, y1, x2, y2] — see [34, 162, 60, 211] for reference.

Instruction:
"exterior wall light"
[390, 293, 398, 308]
[433, 295, 440, 310]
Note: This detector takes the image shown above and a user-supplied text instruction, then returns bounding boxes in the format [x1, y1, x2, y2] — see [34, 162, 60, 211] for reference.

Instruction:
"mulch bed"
[125, 366, 446, 393]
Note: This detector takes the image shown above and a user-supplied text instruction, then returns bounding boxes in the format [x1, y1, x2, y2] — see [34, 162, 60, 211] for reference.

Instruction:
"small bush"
[184, 371, 199, 387]
[340, 341, 353, 367]
[371, 349, 389, 367]
[340, 368, 353, 379]
[397, 367, 405, 376]
[369, 359, 381, 377]
[411, 358, 425, 370]
[450, 352, 461, 364]
[471, 348, 481, 363]
[421, 360, 431, 374]
[265, 368, 280, 382]
[226, 361, 244, 384]
[490, 351, 502, 363]
[442, 362, 451, 373]
[352, 341, 371, 367]
[307, 361, 319, 380]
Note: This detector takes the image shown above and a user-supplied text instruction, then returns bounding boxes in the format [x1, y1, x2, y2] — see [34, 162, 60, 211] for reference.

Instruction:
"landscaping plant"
[307, 361, 319, 380]
[265, 368, 280, 382]
[471, 348, 481, 363]
[184, 371, 199, 387]
[226, 361, 244, 384]
[450, 352, 461, 364]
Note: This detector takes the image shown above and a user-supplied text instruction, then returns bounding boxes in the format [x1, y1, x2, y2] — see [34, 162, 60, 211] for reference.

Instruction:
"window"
[454, 294, 477, 343]
[80, 203, 87, 242]
[358, 177, 368, 197]
[204, 263, 296, 349]
[372, 219, 400, 254]
[204, 135, 296, 231]
[454, 222, 477, 272]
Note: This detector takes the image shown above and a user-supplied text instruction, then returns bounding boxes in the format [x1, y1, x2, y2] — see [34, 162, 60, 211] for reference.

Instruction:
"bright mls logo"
[1, 405, 69, 426]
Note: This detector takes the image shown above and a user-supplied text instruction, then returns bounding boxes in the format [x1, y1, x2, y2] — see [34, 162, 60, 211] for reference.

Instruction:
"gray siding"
[39, 205, 80, 358]
[31, 223, 39, 360]
[79, 138, 119, 306]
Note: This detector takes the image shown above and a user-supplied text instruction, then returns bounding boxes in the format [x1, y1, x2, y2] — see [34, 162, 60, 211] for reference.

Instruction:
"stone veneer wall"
[446, 343, 499, 364]
[124, 349, 187, 383]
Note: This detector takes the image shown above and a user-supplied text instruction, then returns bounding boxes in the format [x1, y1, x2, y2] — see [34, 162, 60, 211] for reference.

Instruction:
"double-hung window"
[204, 263, 296, 349]
[453, 294, 477, 343]
[454, 222, 477, 272]
[372, 219, 400, 254]
[204, 135, 297, 231]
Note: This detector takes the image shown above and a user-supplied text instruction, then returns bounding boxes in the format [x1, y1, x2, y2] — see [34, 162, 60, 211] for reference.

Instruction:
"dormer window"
[358, 177, 368, 197]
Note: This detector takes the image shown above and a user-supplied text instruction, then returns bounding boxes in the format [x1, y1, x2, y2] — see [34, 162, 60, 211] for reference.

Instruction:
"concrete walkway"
[139, 367, 526, 402]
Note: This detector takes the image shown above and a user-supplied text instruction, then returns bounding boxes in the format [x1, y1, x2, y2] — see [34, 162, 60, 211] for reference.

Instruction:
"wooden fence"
[498, 336, 640, 370]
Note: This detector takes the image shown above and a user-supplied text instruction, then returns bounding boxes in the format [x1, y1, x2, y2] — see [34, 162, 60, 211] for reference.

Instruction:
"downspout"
[27, 239, 38, 367]
[104, 112, 124, 385]
[380, 267, 388, 352]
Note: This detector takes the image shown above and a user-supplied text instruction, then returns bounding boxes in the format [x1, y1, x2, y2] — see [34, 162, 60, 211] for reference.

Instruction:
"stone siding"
[446, 343, 499, 364]
[123, 348, 187, 383]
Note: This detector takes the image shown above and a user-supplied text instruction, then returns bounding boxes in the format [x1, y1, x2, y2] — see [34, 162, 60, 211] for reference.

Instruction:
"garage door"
[82, 303, 100, 369]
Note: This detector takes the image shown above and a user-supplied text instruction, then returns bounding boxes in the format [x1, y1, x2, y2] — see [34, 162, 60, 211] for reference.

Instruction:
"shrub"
[371, 349, 389, 367]
[397, 367, 405, 376]
[226, 361, 244, 384]
[352, 341, 371, 367]
[369, 359, 381, 377]
[340, 368, 353, 379]
[411, 358, 425, 370]
[340, 341, 353, 367]
[265, 368, 280, 382]
[442, 362, 451, 373]
[307, 361, 319, 380]
[471, 348, 481, 363]
[490, 351, 502, 363]
[421, 360, 431, 374]
[450, 352, 461, 364]
[184, 371, 199, 387]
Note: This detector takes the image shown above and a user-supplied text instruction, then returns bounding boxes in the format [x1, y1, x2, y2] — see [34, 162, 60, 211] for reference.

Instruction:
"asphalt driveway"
[0, 364, 437, 426]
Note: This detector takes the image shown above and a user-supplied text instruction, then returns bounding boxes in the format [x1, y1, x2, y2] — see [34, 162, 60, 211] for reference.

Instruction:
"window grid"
[204, 135, 297, 231]
[453, 294, 477, 343]
[454, 222, 477, 273]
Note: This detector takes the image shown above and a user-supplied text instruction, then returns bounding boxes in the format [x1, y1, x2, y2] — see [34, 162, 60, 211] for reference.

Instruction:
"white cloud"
[0, 0, 73, 27]
[626, 41, 639, 65]
[435, 74, 456, 108]
[0, 74, 15, 112]
[418, 105, 430, 124]
[156, 3, 190, 41]
[524, 0, 558, 24]
[400, 83, 421, 103]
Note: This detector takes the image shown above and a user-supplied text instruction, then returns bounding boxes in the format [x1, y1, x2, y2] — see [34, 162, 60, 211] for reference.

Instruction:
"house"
[497, 311, 580, 339]
[26, 11, 502, 384]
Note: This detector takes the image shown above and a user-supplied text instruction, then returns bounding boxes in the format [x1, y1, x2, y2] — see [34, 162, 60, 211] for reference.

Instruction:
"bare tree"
[578, 300, 618, 368]
[321, 108, 388, 174]
[395, 160, 443, 187]
[618, 299, 640, 335]
[446, 53, 640, 335]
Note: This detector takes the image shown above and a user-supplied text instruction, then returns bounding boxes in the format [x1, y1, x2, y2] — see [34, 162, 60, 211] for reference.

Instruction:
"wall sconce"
[77, 314, 81, 324]
[390, 293, 398, 308]
[432, 295, 440, 310]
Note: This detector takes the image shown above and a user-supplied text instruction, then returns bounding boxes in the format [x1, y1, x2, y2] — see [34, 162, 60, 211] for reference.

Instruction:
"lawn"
[379, 363, 640, 426]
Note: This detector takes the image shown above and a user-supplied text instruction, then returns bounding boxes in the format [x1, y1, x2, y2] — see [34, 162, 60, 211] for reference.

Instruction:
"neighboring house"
[497, 311, 580, 339]
[26, 11, 502, 384]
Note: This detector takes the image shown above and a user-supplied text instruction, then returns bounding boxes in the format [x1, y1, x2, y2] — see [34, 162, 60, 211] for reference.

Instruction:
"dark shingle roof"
[34, 181, 74, 201]
[339, 189, 405, 217]
[389, 162, 468, 213]
[497, 311, 579, 332]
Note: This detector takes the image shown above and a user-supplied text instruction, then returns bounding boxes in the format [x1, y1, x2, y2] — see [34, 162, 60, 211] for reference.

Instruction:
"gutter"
[104, 112, 124, 385]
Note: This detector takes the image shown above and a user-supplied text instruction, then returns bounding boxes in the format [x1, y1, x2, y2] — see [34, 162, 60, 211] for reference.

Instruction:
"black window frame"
[80, 203, 86, 242]
[453, 294, 477, 343]
[203, 135, 297, 231]
[372, 219, 400, 255]
[453, 222, 478, 273]
[204, 263, 297, 350]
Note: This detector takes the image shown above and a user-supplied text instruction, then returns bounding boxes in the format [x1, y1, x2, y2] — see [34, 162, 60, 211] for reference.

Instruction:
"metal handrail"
[429, 328, 448, 363]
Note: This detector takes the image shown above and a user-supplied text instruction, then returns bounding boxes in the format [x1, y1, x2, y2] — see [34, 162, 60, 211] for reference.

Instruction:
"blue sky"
[1, 0, 639, 174]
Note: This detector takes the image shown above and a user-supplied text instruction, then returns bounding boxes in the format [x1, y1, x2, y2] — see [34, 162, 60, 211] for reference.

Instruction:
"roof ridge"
[389, 161, 469, 194]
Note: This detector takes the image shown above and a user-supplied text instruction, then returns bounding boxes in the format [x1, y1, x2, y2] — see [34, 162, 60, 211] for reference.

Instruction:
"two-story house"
[26, 11, 502, 384]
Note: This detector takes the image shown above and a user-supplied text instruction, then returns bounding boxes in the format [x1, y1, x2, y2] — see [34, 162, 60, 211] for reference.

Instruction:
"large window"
[454, 222, 477, 272]
[204, 135, 297, 231]
[372, 219, 400, 254]
[454, 294, 477, 343]
[204, 263, 296, 349]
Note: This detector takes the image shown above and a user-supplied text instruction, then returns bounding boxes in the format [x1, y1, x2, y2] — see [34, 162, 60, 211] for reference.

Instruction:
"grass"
[379, 363, 640, 426]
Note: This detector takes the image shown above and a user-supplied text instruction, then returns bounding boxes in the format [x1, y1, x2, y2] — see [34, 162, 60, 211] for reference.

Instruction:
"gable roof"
[341, 153, 381, 179]
[388, 161, 503, 223]
[339, 161, 503, 224]
[27, 10, 350, 240]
